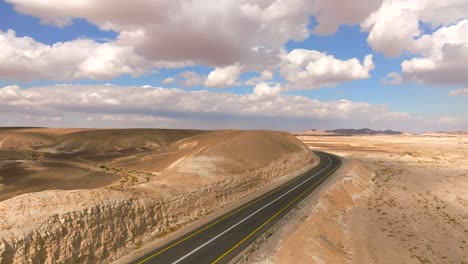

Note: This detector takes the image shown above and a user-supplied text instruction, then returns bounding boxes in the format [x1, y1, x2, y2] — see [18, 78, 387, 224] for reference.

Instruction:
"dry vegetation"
[250, 134, 468, 264]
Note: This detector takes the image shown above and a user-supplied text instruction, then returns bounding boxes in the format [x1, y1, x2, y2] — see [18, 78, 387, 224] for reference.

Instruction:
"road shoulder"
[114, 152, 320, 264]
[245, 157, 375, 263]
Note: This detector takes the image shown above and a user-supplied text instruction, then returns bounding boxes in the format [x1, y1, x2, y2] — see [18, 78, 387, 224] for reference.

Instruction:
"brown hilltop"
[52, 128, 205, 152]
[112, 130, 308, 175]
[0, 127, 315, 263]
[0, 127, 312, 200]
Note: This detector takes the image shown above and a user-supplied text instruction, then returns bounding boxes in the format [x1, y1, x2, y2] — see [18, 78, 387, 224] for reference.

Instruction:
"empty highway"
[132, 151, 342, 264]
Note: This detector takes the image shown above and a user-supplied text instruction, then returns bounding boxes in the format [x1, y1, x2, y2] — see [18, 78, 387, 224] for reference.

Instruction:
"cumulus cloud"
[85, 114, 178, 128]
[436, 116, 464, 125]
[6, 0, 314, 71]
[245, 70, 274, 86]
[162, 77, 175, 84]
[280, 49, 375, 89]
[0, 84, 419, 130]
[449, 87, 468, 96]
[0, 29, 148, 81]
[400, 20, 468, 85]
[428, 116, 468, 131]
[382, 72, 403, 85]
[4, 0, 467, 91]
[380, 19, 468, 86]
[362, 0, 468, 57]
[178, 71, 206, 87]
[362, 1, 423, 57]
[205, 64, 243, 88]
[362, 1, 468, 86]
[312, 0, 383, 35]
[0, 0, 385, 89]
[253, 82, 282, 96]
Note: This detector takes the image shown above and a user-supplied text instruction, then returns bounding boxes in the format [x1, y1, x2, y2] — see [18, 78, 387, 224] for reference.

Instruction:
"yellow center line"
[137, 157, 328, 264]
[211, 158, 340, 264]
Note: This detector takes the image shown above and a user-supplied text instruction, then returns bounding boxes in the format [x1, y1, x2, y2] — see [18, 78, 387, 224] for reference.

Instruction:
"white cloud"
[449, 87, 468, 96]
[362, 1, 423, 57]
[362, 0, 468, 57]
[178, 71, 206, 87]
[400, 20, 468, 85]
[253, 82, 282, 96]
[312, 0, 383, 35]
[362, 1, 468, 86]
[245, 70, 274, 86]
[280, 49, 375, 89]
[0, 29, 148, 81]
[86, 114, 177, 128]
[382, 72, 403, 85]
[420, 116, 468, 131]
[205, 64, 243, 88]
[162, 77, 175, 84]
[4, 0, 467, 91]
[0, 0, 387, 90]
[437, 116, 463, 124]
[0, 84, 421, 131]
[6, 0, 314, 72]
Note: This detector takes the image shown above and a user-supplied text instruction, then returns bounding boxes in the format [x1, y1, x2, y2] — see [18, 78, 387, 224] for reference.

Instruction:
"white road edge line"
[170, 155, 332, 264]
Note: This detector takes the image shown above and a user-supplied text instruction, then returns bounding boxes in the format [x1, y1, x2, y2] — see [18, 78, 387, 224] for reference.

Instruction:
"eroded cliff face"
[247, 159, 375, 264]
[268, 160, 375, 264]
[0, 150, 314, 263]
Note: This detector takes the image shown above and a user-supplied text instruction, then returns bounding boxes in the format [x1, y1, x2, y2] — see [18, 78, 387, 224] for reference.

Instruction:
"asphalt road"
[132, 151, 342, 264]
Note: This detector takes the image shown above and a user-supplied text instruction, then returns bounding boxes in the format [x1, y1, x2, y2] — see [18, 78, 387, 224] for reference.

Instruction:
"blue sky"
[0, 0, 467, 131]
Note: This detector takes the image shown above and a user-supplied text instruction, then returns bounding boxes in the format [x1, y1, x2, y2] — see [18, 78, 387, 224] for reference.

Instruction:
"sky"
[0, 0, 467, 132]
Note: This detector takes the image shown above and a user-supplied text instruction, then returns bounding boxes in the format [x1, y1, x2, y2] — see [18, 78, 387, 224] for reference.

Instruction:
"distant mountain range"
[326, 128, 403, 135]
[294, 128, 403, 136]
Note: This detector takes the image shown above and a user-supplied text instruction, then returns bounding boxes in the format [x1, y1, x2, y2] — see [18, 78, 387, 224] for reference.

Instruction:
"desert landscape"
[249, 132, 468, 264]
[0, 127, 315, 263]
[1, 1, 468, 263]
[1, 128, 467, 264]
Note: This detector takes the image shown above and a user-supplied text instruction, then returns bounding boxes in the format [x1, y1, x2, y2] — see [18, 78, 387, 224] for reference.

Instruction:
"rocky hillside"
[53, 129, 205, 153]
[0, 129, 315, 263]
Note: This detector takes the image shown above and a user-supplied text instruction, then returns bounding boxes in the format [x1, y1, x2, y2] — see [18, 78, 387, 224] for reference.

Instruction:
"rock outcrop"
[0, 135, 314, 263]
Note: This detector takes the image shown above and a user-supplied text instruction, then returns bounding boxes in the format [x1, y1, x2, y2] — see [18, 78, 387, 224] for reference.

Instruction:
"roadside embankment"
[0, 130, 315, 263]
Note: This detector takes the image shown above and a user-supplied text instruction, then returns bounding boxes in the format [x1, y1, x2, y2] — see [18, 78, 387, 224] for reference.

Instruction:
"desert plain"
[250, 133, 468, 264]
[1, 127, 467, 264]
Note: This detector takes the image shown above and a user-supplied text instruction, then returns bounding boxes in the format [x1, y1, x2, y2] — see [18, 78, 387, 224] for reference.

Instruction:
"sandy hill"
[0, 130, 56, 149]
[194, 130, 307, 171]
[0, 128, 315, 263]
[0, 128, 90, 150]
[1, 128, 312, 200]
[53, 128, 206, 153]
[112, 130, 309, 177]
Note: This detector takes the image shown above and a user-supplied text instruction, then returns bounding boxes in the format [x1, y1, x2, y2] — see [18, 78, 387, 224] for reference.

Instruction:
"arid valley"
[250, 133, 468, 264]
[2, 0, 468, 263]
[0, 127, 467, 263]
[0, 127, 315, 263]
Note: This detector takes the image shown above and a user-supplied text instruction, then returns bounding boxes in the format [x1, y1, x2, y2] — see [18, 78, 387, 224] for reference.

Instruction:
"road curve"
[131, 151, 341, 264]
